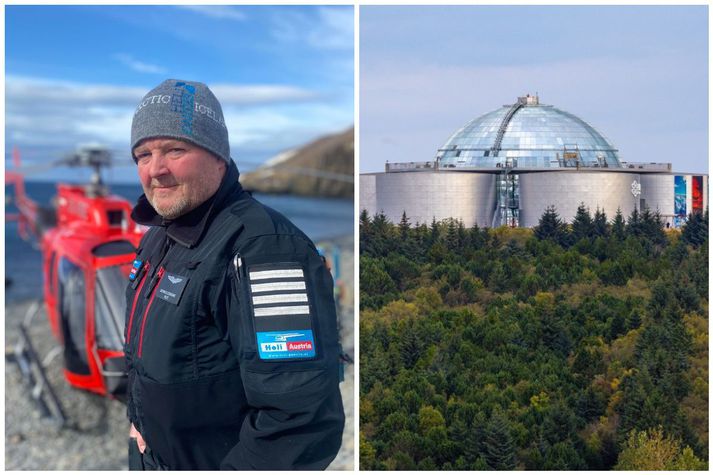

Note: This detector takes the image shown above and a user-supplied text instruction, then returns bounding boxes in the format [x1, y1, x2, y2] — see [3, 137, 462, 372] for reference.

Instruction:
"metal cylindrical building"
[360, 95, 708, 229]
[518, 171, 638, 227]
[368, 171, 495, 227]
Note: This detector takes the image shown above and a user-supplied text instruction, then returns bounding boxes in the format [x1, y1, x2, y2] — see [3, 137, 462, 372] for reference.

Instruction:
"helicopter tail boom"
[6, 148, 56, 240]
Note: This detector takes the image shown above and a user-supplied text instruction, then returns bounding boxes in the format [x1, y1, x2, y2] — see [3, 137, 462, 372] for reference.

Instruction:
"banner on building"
[692, 175, 703, 213]
[674, 175, 687, 227]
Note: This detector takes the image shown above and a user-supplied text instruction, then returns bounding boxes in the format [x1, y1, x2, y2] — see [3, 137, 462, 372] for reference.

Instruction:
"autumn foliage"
[360, 206, 708, 470]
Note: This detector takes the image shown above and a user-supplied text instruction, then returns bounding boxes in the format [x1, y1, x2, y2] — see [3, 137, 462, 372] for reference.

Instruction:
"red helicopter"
[6, 145, 145, 425]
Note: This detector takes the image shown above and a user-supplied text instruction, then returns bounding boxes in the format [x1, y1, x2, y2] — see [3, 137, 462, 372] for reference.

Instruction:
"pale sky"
[360, 5, 708, 174]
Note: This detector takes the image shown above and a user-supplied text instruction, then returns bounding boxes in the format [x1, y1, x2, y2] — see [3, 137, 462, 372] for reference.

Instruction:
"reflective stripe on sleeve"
[249, 269, 304, 281]
[251, 281, 306, 293]
[254, 305, 311, 317]
[252, 293, 309, 305]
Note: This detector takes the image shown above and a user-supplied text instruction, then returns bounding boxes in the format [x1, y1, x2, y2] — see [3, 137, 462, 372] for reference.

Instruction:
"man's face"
[134, 138, 227, 219]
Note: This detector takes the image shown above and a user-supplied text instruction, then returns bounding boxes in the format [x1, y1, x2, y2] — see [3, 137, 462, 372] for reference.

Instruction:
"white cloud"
[114, 53, 167, 75]
[271, 7, 353, 51]
[6, 75, 351, 171]
[211, 84, 320, 105]
[312, 7, 354, 50]
[175, 5, 246, 21]
[6, 75, 144, 105]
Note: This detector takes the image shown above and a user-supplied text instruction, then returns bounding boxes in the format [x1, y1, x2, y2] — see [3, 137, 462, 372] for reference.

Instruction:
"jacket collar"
[131, 160, 244, 248]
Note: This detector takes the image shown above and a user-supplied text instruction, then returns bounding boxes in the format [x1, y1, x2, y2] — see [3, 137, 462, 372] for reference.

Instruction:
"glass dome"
[436, 95, 621, 169]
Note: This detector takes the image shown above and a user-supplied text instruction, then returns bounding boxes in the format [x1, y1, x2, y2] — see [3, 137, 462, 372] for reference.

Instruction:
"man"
[124, 79, 345, 470]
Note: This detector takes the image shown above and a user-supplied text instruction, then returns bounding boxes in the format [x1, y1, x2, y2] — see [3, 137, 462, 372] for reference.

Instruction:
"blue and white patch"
[256, 330, 316, 360]
[129, 259, 143, 281]
[129, 260, 148, 289]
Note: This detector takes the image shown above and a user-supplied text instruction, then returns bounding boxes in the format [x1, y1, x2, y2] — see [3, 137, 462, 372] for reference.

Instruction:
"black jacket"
[124, 160, 345, 470]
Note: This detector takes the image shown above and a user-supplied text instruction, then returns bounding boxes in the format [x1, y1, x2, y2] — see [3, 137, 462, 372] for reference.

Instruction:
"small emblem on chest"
[129, 259, 143, 281]
[157, 273, 189, 305]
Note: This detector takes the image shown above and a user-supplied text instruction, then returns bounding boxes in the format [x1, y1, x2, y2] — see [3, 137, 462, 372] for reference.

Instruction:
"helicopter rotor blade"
[5, 160, 66, 176]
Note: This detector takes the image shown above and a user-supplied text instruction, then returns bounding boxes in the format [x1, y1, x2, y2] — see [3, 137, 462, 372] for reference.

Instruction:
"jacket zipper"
[138, 266, 165, 358]
[126, 262, 150, 345]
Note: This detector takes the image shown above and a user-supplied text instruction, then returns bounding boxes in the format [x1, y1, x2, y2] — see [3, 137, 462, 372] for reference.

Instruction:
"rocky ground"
[5, 234, 354, 470]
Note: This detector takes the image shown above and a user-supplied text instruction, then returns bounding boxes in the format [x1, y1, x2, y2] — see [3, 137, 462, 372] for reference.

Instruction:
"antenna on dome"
[518, 94, 539, 106]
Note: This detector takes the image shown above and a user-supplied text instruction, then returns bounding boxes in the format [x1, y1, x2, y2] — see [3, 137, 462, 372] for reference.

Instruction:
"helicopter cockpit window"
[106, 210, 125, 227]
[95, 265, 129, 351]
[57, 257, 90, 375]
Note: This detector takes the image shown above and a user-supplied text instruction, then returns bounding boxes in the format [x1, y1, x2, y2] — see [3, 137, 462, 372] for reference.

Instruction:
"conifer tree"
[612, 207, 626, 239]
[651, 209, 666, 244]
[627, 207, 643, 236]
[681, 211, 708, 247]
[429, 217, 440, 244]
[469, 222, 484, 249]
[398, 211, 410, 241]
[627, 309, 642, 330]
[534, 206, 569, 246]
[369, 211, 392, 256]
[399, 326, 422, 369]
[416, 222, 429, 250]
[484, 411, 517, 470]
[446, 218, 459, 249]
[372, 211, 390, 235]
[360, 209, 372, 254]
[640, 207, 665, 245]
[464, 412, 487, 464]
[457, 220, 467, 250]
[398, 210, 413, 255]
[360, 208, 371, 230]
[571, 203, 594, 242]
[593, 207, 609, 237]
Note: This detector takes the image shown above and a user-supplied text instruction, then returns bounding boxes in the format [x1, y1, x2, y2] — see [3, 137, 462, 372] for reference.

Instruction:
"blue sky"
[360, 5, 708, 174]
[6, 5, 354, 182]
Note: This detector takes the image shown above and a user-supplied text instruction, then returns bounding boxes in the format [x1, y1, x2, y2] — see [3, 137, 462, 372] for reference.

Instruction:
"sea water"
[5, 181, 353, 303]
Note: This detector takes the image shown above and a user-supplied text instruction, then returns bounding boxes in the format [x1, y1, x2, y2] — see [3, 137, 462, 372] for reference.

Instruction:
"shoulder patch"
[257, 330, 316, 360]
[243, 261, 317, 361]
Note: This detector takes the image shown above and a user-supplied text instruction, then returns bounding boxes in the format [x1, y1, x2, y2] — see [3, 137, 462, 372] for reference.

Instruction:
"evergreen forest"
[359, 205, 708, 470]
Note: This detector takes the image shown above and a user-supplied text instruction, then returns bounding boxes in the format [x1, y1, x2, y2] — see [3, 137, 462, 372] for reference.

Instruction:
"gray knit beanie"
[131, 79, 231, 163]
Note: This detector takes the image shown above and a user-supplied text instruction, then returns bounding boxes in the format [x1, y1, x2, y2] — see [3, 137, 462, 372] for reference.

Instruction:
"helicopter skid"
[8, 300, 69, 428]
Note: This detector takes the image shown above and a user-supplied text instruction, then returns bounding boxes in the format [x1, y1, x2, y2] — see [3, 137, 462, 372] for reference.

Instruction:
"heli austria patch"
[243, 261, 317, 360]
[156, 272, 189, 305]
[256, 330, 316, 360]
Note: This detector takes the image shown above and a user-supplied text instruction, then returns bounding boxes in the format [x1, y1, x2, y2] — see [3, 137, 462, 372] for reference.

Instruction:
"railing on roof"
[384, 159, 673, 172]
[620, 162, 672, 171]
[385, 161, 436, 172]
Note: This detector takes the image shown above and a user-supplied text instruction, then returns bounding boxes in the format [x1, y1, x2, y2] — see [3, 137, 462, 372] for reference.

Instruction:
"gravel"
[5, 234, 354, 470]
[5, 299, 129, 470]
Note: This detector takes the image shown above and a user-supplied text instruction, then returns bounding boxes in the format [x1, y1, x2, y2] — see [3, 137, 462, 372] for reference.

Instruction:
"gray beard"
[148, 194, 192, 220]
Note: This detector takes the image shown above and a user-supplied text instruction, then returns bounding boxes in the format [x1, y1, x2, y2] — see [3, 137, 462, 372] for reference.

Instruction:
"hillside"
[360, 208, 709, 470]
[240, 128, 354, 199]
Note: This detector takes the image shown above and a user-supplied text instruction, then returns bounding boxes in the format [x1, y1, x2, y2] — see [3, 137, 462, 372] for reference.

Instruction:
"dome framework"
[436, 95, 621, 169]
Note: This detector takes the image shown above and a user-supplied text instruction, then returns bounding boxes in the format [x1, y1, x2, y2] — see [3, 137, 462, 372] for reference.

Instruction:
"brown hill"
[239, 127, 354, 199]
